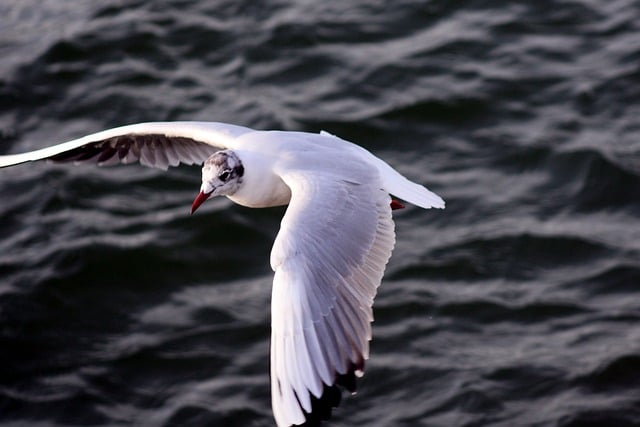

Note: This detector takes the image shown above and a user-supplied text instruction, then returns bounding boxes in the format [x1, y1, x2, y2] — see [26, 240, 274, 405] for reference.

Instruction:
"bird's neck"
[226, 150, 291, 208]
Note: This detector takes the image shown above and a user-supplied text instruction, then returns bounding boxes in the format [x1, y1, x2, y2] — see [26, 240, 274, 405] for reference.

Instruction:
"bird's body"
[0, 122, 444, 426]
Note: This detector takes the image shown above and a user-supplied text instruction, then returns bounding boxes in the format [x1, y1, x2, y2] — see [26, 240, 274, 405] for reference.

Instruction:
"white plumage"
[0, 122, 444, 426]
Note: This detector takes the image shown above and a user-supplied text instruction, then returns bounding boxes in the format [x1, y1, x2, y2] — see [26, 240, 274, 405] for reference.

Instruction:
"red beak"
[191, 191, 211, 215]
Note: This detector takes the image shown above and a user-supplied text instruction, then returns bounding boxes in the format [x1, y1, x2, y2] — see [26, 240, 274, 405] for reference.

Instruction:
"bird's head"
[191, 150, 244, 214]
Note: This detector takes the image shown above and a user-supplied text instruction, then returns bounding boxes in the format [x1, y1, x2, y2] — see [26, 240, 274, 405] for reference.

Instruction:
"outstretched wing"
[269, 153, 396, 426]
[0, 121, 254, 170]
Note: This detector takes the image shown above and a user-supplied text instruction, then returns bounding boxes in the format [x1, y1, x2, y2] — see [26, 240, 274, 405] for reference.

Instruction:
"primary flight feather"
[0, 121, 444, 426]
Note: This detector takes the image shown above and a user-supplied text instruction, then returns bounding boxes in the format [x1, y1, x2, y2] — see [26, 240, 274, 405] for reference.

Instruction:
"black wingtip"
[297, 360, 365, 427]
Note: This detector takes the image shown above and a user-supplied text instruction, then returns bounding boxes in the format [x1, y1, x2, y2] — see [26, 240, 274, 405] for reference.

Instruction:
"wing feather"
[269, 155, 395, 427]
[0, 121, 254, 169]
[163, 138, 181, 167]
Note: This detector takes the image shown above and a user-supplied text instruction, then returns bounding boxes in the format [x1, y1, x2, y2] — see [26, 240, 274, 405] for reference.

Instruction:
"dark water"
[1, 1, 640, 426]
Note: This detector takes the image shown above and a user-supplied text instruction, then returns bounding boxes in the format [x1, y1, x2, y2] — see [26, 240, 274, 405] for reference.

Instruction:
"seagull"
[0, 121, 444, 426]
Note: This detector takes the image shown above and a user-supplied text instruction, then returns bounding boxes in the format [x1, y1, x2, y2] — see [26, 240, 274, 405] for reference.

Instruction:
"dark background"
[1, 1, 639, 426]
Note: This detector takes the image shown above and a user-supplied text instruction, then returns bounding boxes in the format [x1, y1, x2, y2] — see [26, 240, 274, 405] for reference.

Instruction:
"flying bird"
[0, 122, 444, 426]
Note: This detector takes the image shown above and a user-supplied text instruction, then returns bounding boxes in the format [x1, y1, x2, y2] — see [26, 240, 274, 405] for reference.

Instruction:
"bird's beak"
[191, 191, 211, 215]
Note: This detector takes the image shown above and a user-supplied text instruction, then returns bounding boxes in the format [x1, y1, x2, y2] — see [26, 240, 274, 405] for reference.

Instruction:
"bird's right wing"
[0, 121, 254, 170]
[269, 152, 396, 426]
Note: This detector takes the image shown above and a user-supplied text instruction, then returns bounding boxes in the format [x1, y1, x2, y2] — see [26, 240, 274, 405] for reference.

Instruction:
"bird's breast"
[227, 179, 291, 208]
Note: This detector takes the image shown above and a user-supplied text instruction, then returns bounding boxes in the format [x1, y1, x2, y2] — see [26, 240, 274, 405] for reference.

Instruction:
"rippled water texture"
[1, 1, 640, 426]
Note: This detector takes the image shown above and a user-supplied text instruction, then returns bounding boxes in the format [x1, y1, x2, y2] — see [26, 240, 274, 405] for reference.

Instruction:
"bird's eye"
[218, 170, 231, 182]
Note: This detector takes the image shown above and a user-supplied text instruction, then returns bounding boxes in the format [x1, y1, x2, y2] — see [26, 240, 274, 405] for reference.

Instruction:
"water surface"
[1, 1, 640, 426]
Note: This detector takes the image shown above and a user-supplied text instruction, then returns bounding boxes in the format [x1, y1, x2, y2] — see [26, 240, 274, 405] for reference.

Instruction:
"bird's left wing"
[0, 121, 254, 170]
[270, 153, 396, 426]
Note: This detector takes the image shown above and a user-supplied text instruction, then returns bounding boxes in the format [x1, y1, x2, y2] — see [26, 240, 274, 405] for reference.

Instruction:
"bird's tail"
[368, 155, 444, 210]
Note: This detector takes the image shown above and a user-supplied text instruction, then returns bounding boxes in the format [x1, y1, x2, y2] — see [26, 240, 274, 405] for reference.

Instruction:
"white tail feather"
[319, 130, 444, 209]
[374, 157, 445, 209]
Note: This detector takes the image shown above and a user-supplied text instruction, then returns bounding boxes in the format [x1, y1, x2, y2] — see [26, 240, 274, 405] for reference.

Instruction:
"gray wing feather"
[0, 121, 254, 170]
